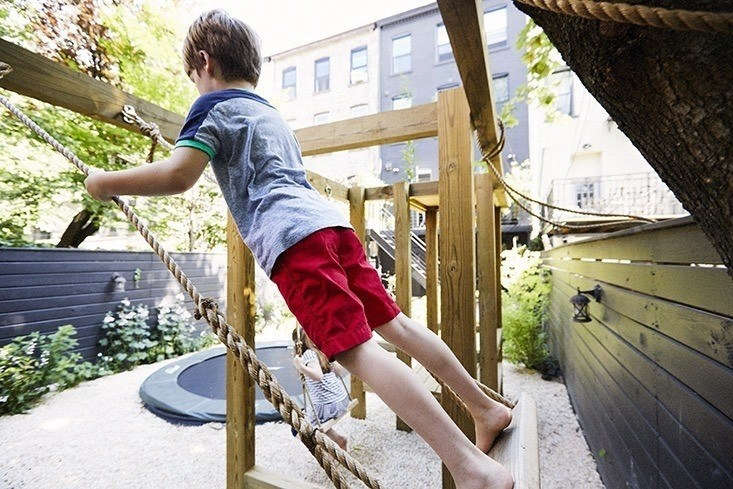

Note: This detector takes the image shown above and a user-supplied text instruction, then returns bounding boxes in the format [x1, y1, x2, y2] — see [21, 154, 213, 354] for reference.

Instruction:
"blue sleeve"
[175, 95, 220, 160]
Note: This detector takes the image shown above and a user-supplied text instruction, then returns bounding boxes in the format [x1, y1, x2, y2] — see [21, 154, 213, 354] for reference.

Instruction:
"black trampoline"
[139, 341, 305, 425]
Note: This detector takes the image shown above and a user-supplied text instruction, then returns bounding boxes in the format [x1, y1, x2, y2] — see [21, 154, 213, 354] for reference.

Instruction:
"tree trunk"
[57, 208, 99, 247]
[513, 0, 733, 274]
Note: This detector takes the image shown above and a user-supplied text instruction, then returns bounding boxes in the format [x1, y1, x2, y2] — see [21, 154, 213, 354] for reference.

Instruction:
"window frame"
[492, 73, 510, 104]
[314, 57, 330, 93]
[391, 33, 412, 75]
[483, 6, 508, 50]
[281, 66, 297, 100]
[313, 111, 330, 125]
[435, 23, 454, 64]
[551, 67, 574, 116]
[391, 94, 412, 110]
[350, 46, 368, 85]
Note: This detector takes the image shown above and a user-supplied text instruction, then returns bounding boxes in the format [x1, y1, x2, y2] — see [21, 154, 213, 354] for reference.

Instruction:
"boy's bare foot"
[472, 401, 513, 454]
[452, 450, 514, 489]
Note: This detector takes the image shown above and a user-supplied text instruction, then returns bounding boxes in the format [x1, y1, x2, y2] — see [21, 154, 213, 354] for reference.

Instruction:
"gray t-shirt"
[176, 89, 352, 276]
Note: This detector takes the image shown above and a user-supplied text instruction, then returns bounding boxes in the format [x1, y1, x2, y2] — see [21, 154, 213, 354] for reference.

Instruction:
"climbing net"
[0, 62, 514, 489]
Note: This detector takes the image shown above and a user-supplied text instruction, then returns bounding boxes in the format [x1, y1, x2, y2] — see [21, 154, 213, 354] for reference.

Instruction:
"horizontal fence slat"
[544, 218, 722, 265]
[543, 258, 733, 317]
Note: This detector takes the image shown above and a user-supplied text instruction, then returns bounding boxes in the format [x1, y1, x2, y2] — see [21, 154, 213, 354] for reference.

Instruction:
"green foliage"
[502, 248, 553, 371]
[401, 140, 417, 182]
[499, 20, 566, 128]
[0, 1, 226, 251]
[97, 298, 155, 371]
[97, 295, 214, 371]
[0, 325, 108, 415]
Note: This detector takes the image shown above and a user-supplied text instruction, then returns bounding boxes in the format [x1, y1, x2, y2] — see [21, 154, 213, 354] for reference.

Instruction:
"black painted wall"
[0, 248, 226, 362]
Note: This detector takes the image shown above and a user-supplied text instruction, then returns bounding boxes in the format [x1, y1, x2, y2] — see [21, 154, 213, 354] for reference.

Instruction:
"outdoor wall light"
[570, 285, 602, 323]
[112, 273, 127, 292]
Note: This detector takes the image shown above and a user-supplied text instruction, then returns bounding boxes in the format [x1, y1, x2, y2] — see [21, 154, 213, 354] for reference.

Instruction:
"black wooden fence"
[0, 248, 226, 362]
[542, 216, 733, 489]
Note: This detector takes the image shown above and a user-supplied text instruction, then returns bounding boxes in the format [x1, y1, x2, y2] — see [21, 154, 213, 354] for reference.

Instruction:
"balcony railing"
[547, 172, 685, 221]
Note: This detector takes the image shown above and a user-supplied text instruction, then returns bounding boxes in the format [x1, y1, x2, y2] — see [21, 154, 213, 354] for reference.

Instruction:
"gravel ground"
[0, 357, 603, 489]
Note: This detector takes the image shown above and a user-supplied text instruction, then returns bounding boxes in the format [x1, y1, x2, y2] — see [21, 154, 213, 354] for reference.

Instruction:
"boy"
[85, 10, 513, 489]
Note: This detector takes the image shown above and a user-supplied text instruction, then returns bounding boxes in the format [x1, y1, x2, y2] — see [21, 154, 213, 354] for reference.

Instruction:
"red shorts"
[270, 226, 401, 360]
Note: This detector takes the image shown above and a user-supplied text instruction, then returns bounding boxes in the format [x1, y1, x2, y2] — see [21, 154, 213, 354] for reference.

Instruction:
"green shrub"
[0, 325, 107, 415]
[502, 250, 554, 372]
[98, 295, 215, 372]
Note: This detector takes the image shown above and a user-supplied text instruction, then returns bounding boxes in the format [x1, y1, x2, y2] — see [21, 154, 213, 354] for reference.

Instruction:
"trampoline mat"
[177, 347, 301, 401]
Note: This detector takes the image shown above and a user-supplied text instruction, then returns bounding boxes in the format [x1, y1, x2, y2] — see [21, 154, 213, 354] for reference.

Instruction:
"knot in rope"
[0, 62, 12, 80]
[121, 105, 165, 142]
[194, 296, 220, 321]
[481, 119, 506, 162]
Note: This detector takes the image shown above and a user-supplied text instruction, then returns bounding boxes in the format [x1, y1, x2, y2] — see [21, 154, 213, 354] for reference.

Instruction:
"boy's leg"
[336, 340, 513, 489]
[374, 313, 512, 453]
[325, 427, 347, 451]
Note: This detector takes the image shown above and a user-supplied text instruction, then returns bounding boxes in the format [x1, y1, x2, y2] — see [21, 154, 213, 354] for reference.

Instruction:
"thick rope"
[0, 63, 377, 489]
[513, 0, 733, 33]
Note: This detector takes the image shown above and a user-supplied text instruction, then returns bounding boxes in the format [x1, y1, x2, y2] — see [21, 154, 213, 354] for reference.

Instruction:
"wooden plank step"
[490, 392, 540, 489]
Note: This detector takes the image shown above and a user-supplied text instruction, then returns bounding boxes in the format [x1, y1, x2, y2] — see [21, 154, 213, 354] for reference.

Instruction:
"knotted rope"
[0, 62, 377, 489]
[121, 105, 173, 162]
[513, 0, 733, 33]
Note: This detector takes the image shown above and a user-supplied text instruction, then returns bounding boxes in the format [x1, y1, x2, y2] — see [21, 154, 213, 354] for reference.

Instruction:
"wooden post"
[348, 186, 367, 419]
[476, 174, 499, 391]
[425, 207, 440, 336]
[226, 213, 256, 489]
[494, 206, 504, 393]
[393, 180, 413, 432]
[438, 87, 477, 489]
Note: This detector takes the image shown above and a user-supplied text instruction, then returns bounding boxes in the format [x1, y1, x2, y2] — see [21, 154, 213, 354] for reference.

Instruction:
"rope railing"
[513, 0, 733, 33]
[477, 121, 656, 231]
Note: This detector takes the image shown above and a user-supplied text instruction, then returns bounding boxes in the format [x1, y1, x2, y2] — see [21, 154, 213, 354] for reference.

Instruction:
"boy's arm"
[84, 147, 209, 201]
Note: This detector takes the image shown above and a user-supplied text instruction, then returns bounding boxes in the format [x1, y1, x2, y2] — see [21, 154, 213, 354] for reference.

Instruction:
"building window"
[575, 181, 598, 208]
[282, 66, 296, 100]
[392, 34, 411, 74]
[350, 46, 368, 84]
[417, 167, 432, 182]
[492, 73, 509, 103]
[436, 23, 453, 63]
[314, 57, 330, 93]
[483, 7, 508, 48]
[313, 111, 330, 125]
[552, 68, 573, 115]
[392, 94, 412, 110]
[350, 104, 369, 117]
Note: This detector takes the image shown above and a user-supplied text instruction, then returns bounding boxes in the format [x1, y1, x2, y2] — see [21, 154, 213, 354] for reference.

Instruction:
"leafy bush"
[502, 249, 556, 375]
[0, 325, 107, 415]
[98, 295, 215, 372]
[97, 298, 155, 371]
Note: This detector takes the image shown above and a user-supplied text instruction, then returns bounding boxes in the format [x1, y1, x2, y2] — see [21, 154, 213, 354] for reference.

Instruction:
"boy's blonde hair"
[183, 9, 261, 85]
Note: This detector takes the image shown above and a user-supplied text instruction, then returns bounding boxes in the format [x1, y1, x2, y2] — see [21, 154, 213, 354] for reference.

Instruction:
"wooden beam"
[436, 0, 504, 176]
[476, 174, 499, 391]
[425, 207, 440, 336]
[243, 466, 322, 489]
[393, 180, 413, 433]
[0, 38, 183, 142]
[489, 393, 540, 489]
[295, 103, 438, 156]
[348, 186, 367, 420]
[438, 87, 477, 489]
[0, 39, 350, 203]
[226, 214, 257, 489]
